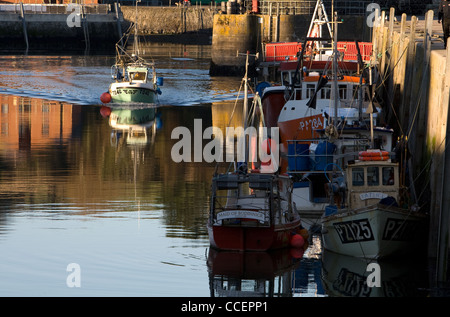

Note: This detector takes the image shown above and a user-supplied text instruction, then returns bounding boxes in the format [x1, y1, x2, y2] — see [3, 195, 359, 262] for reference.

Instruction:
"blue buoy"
[157, 77, 164, 86]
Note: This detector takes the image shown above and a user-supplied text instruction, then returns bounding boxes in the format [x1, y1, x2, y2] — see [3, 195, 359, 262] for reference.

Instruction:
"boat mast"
[133, 0, 141, 57]
[237, 50, 258, 166]
[332, 11, 338, 125]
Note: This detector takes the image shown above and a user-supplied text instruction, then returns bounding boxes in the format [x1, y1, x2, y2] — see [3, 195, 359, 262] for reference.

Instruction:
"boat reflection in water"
[321, 249, 428, 297]
[207, 247, 304, 297]
[100, 103, 160, 146]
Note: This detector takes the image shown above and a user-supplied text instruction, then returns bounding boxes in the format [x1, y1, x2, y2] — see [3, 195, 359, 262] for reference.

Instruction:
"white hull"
[321, 204, 427, 259]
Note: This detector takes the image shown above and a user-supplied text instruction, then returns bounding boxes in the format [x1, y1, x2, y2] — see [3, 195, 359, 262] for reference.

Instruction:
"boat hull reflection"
[321, 249, 428, 297]
[207, 248, 303, 297]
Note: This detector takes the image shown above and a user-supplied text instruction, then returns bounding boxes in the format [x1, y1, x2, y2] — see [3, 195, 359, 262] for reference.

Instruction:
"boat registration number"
[112, 89, 152, 96]
[333, 219, 374, 244]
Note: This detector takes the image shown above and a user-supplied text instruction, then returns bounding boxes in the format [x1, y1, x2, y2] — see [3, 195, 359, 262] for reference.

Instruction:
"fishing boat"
[100, 2, 162, 105]
[283, 13, 428, 259]
[258, 0, 369, 129]
[108, 61, 161, 104]
[320, 155, 428, 259]
[207, 53, 304, 252]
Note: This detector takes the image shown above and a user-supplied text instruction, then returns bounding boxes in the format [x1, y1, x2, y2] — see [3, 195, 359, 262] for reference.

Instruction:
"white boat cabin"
[344, 160, 400, 210]
[210, 173, 295, 227]
[127, 66, 151, 83]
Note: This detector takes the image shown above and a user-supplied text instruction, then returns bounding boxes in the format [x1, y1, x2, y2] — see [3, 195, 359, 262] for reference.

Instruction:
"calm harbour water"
[0, 44, 429, 297]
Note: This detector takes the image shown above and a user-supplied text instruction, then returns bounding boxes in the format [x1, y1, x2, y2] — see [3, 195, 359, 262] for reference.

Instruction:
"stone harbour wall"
[121, 6, 216, 35]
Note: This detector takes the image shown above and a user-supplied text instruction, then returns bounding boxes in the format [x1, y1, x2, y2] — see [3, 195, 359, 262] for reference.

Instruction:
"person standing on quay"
[439, 0, 450, 48]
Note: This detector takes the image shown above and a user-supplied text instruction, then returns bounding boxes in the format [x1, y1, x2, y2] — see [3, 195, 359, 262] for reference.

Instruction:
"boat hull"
[261, 87, 286, 128]
[109, 84, 157, 103]
[321, 204, 428, 259]
[207, 217, 301, 251]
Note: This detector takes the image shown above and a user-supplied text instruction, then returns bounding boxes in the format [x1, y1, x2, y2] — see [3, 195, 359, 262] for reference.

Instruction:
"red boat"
[207, 172, 302, 251]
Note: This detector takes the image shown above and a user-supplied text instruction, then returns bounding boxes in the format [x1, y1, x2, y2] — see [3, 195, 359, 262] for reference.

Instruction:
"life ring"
[358, 150, 389, 161]
[358, 155, 389, 161]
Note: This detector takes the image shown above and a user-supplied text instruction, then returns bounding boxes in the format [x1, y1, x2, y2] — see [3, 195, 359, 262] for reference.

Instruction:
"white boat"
[320, 157, 428, 259]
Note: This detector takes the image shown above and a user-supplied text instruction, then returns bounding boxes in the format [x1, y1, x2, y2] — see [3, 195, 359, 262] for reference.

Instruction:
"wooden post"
[19, 2, 29, 52]
[414, 10, 433, 171]
[388, 7, 395, 48]
[371, 7, 379, 66]
[380, 10, 387, 76]
[268, 2, 272, 42]
[436, 37, 450, 283]
[400, 15, 417, 133]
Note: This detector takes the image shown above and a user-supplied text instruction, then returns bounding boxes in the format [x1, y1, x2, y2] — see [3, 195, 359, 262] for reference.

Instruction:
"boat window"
[352, 167, 364, 186]
[382, 167, 395, 185]
[295, 88, 302, 100]
[281, 71, 290, 85]
[130, 72, 146, 81]
[367, 166, 379, 186]
[291, 72, 301, 86]
[339, 84, 347, 100]
[306, 84, 315, 98]
[321, 86, 331, 99]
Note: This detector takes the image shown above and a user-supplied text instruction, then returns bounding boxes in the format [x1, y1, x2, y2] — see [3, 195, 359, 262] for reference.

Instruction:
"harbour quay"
[0, 2, 127, 52]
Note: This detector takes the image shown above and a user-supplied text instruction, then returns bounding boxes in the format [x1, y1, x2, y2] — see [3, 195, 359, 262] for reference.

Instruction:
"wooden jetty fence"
[372, 7, 450, 285]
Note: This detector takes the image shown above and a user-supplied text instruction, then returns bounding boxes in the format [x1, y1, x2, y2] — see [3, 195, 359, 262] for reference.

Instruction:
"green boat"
[105, 1, 162, 105]
[109, 64, 160, 104]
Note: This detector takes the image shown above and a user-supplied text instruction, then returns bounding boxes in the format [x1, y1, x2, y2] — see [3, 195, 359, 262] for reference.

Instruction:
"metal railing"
[256, 0, 373, 16]
[0, 4, 112, 15]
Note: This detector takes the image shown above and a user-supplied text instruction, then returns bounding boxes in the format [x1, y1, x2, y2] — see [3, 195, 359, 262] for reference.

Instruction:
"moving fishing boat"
[100, 2, 162, 105]
[108, 61, 161, 104]
[207, 53, 304, 252]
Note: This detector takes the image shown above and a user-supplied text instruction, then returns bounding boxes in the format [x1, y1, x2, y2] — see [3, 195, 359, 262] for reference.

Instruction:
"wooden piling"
[437, 38, 450, 283]
[19, 2, 29, 52]
[372, 8, 450, 284]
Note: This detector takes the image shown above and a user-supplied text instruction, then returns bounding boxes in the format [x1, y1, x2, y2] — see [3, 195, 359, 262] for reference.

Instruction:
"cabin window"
[382, 167, 395, 185]
[130, 72, 146, 81]
[281, 72, 290, 85]
[367, 166, 379, 186]
[295, 88, 302, 100]
[306, 84, 315, 98]
[352, 167, 364, 186]
[291, 73, 301, 86]
[338, 84, 347, 100]
[321, 86, 331, 99]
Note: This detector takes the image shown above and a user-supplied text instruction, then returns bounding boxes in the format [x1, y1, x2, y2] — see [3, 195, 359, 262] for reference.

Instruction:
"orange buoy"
[290, 234, 305, 248]
[298, 228, 309, 240]
[99, 106, 111, 118]
[290, 247, 304, 259]
[100, 92, 111, 104]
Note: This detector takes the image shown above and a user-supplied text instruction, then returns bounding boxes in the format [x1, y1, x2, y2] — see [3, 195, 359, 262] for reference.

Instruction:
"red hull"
[261, 90, 286, 128]
[208, 219, 301, 251]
